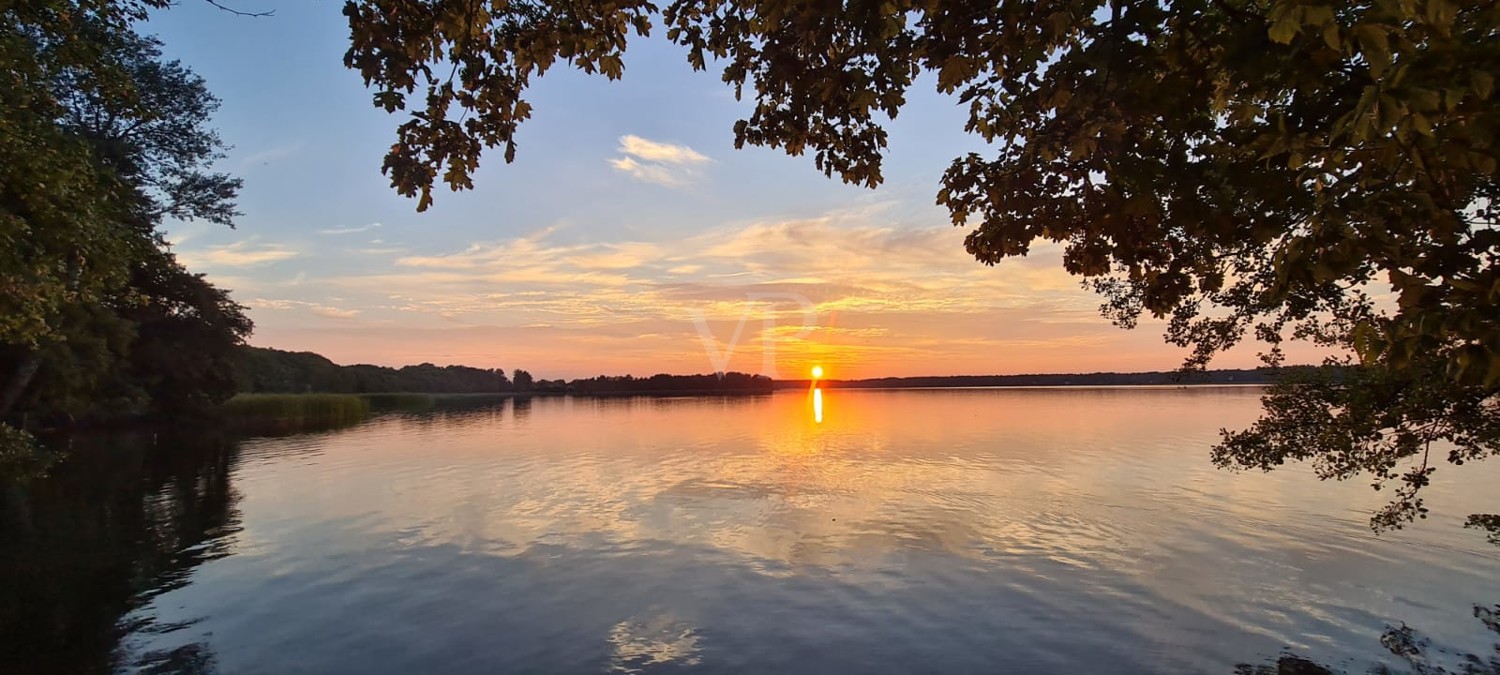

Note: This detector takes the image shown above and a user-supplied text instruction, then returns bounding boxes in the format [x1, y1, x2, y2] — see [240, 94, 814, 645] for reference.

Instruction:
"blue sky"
[144, 1, 1298, 379]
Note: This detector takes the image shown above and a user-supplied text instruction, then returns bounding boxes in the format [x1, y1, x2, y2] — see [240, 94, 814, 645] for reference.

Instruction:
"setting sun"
[811, 366, 824, 379]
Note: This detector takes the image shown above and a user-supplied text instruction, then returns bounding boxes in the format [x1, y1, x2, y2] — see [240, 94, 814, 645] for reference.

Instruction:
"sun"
[811, 365, 824, 379]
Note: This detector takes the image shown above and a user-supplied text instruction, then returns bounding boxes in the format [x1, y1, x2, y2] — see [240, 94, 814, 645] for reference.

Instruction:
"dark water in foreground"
[3, 387, 1498, 674]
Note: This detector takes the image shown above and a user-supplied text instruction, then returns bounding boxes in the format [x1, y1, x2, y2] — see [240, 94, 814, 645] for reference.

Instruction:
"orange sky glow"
[205, 204, 1330, 380]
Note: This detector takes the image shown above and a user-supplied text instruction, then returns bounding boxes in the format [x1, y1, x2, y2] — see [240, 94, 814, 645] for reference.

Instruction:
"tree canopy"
[234, 346, 515, 394]
[1, 1, 250, 438]
[344, 0, 1499, 537]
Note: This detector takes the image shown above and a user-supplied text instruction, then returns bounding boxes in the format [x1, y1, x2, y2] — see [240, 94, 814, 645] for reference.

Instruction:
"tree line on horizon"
[234, 346, 534, 395]
[234, 346, 774, 396]
[779, 368, 1299, 389]
[568, 372, 774, 394]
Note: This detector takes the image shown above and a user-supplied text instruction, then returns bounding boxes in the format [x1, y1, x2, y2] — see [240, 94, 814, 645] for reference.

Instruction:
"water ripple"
[39, 388, 1500, 673]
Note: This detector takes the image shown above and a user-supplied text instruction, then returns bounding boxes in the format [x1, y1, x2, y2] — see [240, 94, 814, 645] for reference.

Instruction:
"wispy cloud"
[312, 306, 361, 319]
[356, 246, 407, 255]
[609, 135, 711, 187]
[317, 222, 382, 235]
[178, 240, 300, 268]
[247, 298, 360, 320]
[619, 135, 709, 164]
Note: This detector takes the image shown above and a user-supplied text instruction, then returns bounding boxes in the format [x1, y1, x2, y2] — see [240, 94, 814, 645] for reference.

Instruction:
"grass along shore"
[221, 393, 371, 432]
[220, 392, 525, 432]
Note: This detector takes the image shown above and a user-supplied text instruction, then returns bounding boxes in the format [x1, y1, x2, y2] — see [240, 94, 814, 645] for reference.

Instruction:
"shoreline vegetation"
[773, 367, 1291, 390]
[221, 393, 372, 435]
[231, 346, 779, 398]
[9, 344, 1310, 439]
[215, 348, 1319, 434]
[238, 345, 1304, 400]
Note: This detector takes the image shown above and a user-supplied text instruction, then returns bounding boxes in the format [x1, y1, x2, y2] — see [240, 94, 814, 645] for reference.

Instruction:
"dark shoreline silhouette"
[775, 367, 1295, 390]
[240, 345, 1316, 397]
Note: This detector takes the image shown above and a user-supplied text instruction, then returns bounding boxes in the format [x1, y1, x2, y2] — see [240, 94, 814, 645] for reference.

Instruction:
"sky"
[145, 1, 1307, 380]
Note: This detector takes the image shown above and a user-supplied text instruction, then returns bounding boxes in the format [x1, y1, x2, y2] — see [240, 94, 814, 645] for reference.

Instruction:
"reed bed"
[221, 393, 370, 433]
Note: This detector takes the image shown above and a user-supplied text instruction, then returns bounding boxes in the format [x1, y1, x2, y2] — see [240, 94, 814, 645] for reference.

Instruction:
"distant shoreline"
[778, 382, 1269, 391]
[773, 367, 1288, 391]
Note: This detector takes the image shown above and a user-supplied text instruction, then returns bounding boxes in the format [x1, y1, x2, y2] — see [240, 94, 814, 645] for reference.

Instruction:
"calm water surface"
[4, 387, 1498, 673]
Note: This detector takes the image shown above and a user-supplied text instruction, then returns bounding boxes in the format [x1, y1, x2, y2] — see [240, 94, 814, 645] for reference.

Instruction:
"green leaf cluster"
[1, 2, 252, 425]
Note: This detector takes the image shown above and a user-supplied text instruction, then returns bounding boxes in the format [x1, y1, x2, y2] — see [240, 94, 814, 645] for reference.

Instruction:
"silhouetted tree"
[512, 369, 534, 392]
[235, 347, 513, 394]
[1, 9, 249, 434]
[121, 248, 253, 414]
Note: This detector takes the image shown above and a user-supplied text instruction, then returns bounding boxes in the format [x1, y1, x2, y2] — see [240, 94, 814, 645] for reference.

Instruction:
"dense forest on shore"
[234, 346, 539, 394]
[234, 346, 773, 396]
[2, 17, 254, 440]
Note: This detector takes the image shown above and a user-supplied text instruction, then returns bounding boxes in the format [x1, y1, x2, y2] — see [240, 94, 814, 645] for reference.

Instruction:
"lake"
[3, 387, 1498, 673]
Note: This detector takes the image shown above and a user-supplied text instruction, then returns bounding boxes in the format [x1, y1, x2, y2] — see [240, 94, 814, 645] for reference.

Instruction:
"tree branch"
[202, 0, 273, 17]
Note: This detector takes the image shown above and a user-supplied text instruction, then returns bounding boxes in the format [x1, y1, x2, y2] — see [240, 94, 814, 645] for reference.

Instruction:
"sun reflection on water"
[607, 613, 702, 673]
[812, 387, 824, 424]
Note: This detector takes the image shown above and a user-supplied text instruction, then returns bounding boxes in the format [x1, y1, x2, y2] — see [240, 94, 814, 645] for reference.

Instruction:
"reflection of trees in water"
[369, 396, 514, 431]
[0, 429, 241, 674]
[1237, 605, 1499, 674]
